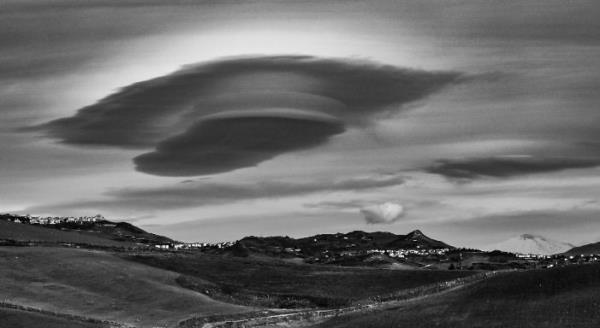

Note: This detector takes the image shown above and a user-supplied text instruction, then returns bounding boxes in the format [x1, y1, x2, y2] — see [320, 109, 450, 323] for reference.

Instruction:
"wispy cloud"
[25, 173, 405, 213]
[426, 156, 600, 180]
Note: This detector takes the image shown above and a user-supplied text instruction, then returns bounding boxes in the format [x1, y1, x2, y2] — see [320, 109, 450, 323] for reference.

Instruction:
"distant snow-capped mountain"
[485, 234, 574, 255]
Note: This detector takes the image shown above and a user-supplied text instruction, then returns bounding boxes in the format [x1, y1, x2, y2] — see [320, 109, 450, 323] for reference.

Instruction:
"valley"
[1, 214, 599, 328]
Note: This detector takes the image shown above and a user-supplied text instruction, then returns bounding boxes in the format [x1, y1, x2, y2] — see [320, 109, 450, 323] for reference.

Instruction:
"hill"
[0, 220, 135, 248]
[485, 234, 574, 255]
[313, 263, 600, 328]
[564, 241, 600, 256]
[125, 251, 474, 309]
[51, 220, 176, 245]
[0, 308, 107, 328]
[0, 247, 250, 328]
[0, 214, 174, 247]
[226, 229, 453, 259]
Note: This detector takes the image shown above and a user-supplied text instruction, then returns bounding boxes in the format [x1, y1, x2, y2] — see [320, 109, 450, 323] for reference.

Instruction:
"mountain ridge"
[227, 229, 454, 260]
[564, 241, 600, 256]
[486, 233, 574, 255]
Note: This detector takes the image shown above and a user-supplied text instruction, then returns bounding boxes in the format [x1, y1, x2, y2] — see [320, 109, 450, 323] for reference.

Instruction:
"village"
[0, 213, 105, 225]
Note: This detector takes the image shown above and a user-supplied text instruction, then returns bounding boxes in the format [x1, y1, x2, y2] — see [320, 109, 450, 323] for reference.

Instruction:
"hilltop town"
[1, 213, 105, 225]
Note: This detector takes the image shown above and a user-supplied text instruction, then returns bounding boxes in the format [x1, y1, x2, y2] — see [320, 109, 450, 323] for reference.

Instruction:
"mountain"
[564, 241, 600, 256]
[485, 234, 574, 255]
[386, 230, 452, 249]
[228, 229, 454, 259]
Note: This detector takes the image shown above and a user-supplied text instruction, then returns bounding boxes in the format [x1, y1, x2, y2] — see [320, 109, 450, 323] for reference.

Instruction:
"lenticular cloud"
[360, 202, 405, 224]
[33, 55, 462, 176]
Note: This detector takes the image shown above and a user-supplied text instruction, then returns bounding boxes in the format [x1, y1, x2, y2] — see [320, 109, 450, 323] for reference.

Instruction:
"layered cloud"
[426, 156, 600, 180]
[25, 174, 405, 213]
[360, 202, 405, 224]
[133, 110, 345, 176]
[33, 55, 462, 176]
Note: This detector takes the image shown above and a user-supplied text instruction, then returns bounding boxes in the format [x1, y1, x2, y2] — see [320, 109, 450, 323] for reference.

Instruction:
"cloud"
[133, 110, 345, 176]
[426, 156, 600, 180]
[304, 199, 371, 210]
[25, 174, 405, 213]
[360, 202, 405, 224]
[31, 55, 462, 176]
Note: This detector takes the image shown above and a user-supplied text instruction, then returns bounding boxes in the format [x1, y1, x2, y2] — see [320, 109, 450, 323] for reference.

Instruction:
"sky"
[1, 0, 600, 248]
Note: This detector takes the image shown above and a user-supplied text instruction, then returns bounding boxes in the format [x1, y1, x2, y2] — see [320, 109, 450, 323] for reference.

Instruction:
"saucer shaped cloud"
[360, 202, 405, 224]
[33, 55, 462, 176]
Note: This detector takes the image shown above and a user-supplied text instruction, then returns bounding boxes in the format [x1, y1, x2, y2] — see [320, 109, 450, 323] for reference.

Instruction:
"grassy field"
[124, 252, 476, 308]
[0, 247, 251, 328]
[0, 220, 134, 247]
[313, 263, 600, 328]
[0, 308, 108, 328]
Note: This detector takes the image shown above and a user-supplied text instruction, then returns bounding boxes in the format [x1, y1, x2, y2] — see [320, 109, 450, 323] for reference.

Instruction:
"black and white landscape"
[1, 1, 600, 327]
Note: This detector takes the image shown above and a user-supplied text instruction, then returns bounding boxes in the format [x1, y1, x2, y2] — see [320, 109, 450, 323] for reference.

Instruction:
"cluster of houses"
[515, 253, 552, 259]
[366, 248, 451, 258]
[154, 241, 235, 251]
[1, 213, 105, 225]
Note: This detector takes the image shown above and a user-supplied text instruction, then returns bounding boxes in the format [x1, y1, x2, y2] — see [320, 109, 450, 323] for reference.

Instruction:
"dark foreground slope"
[313, 263, 600, 328]
[125, 252, 475, 308]
[0, 308, 107, 328]
[0, 247, 250, 328]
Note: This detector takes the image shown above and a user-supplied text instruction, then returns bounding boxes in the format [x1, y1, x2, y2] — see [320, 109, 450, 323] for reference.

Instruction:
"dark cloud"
[31, 55, 462, 175]
[426, 156, 600, 180]
[133, 111, 345, 176]
[25, 174, 405, 213]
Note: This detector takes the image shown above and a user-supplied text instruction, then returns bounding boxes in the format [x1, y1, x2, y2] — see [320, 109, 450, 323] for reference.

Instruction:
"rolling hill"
[227, 229, 453, 258]
[313, 263, 600, 328]
[564, 241, 600, 256]
[0, 247, 251, 328]
[125, 251, 474, 309]
[0, 216, 174, 247]
[0, 308, 107, 328]
[0, 220, 135, 247]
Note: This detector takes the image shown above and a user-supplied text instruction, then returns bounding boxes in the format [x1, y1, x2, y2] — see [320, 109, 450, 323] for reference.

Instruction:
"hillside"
[564, 241, 600, 256]
[226, 229, 453, 259]
[0, 220, 135, 248]
[51, 220, 176, 245]
[314, 263, 600, 328]
[485, 234, 574, 255]
[125, 252, 474, 309]
[0, 215, 174, 247]
[0, 308, 107, 328]
[0, 247, 250, 328]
